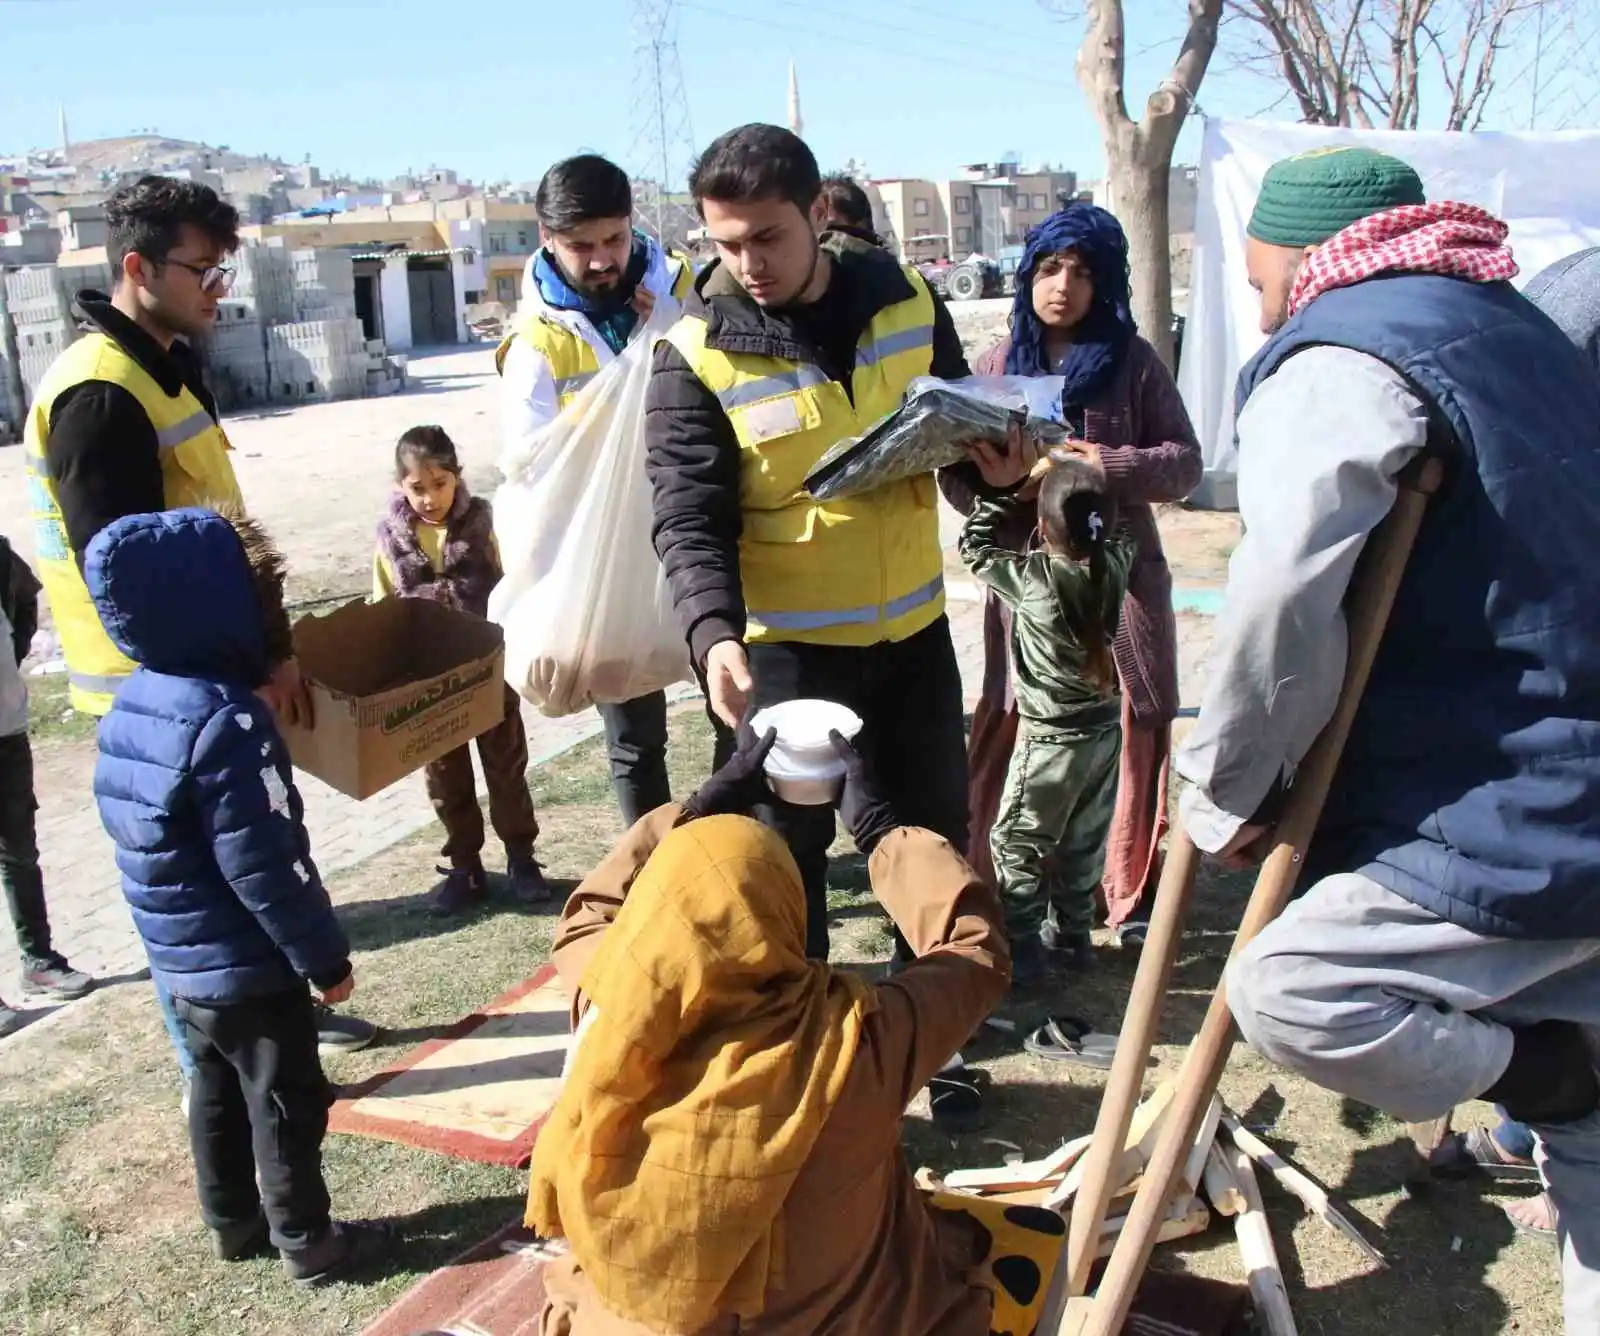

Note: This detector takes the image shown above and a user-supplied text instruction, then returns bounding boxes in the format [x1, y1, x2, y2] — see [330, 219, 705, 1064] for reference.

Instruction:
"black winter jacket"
[645, 237, 977, 668]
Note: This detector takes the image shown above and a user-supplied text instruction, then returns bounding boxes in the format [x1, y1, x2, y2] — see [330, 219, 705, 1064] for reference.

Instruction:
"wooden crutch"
[1058, 457, 1445, 1336]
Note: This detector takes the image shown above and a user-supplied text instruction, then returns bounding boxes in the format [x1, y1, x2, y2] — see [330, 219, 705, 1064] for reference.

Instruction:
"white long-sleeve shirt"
[1175, 344, 1430, 852]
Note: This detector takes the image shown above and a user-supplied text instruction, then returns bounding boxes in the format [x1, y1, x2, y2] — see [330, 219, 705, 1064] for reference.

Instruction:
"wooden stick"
[1182, 1097, 1224, 1198]
[1229, 1145, 1299, 1336]
[1071, 460, 1444, 1336]
[1221, 1115, 1388, 1269]
[1095, 1196, 1213, 1259]
[1203, 1141, 1247, 1217]
[943, 1133, 1091, 1193]
[1045, 1081, 1175, 1211]
[1056, 833, 1204, 1301]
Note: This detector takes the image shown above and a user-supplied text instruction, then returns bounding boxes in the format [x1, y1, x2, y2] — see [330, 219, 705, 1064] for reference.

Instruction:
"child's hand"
[317, 970, 356, 1006]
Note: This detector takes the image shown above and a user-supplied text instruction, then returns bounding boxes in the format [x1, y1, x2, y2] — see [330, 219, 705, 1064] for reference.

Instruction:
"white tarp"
[1179, 118, 1600, 509]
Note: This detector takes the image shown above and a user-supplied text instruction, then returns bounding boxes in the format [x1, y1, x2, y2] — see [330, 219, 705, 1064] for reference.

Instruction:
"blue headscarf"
[1005, 204, 1136, 413]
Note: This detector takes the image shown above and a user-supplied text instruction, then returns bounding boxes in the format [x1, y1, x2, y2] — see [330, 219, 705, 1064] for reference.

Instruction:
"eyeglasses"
[160, 257, 236, 294]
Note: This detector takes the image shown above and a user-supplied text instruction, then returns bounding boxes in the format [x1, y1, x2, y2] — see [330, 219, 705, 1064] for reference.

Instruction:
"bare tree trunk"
[1077, 0, 1221, 369]
[1101, 133, 1178, 366]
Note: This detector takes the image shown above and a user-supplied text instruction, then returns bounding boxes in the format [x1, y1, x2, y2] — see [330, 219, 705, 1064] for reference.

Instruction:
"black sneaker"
[428, 865, 488, 918]
[315, 1006, 377, 1055]
[1008, 934, 1058, 987]
[507, 854, 552, 906]
[1039, 923, 1096, 971]
[210, 1214, 272, 1262]
[20, 953, 96, 1001]
[281, 1219, 397, 1287]
[0, 997, 20, 1038]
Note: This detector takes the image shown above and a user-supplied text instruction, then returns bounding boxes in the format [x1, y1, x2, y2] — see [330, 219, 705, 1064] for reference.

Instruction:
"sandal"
[1504, 1191, 1559, 1241]
[929, 1057, 989, 1135]
[1429, 1126, 1542, 1183]
[1023, 1015, 1120, 1070]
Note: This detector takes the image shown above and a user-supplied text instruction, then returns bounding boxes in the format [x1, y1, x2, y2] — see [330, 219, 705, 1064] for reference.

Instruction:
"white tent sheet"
[1179, 119, 1600, 509]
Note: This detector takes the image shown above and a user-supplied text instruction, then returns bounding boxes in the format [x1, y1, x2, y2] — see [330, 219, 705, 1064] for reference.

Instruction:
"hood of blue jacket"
[86, 508, 269, 683]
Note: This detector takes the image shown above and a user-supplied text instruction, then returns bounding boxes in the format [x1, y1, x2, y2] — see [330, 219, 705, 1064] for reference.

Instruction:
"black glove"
[681, 726, 777, 820]
[830, 731, 899, 855]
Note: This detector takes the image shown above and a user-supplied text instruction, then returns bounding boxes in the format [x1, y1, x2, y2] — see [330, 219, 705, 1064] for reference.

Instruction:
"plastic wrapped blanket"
[805, 375, 1069, 501]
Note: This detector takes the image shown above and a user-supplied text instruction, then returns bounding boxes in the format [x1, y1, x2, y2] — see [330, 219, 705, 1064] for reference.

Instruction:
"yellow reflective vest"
[24, 332, 244, 715]
[665, 266, 945, 648]
[494, 250, 696, 407]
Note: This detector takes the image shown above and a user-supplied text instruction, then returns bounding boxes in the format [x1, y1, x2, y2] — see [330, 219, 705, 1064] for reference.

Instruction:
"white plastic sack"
[489, 304, 689, 717]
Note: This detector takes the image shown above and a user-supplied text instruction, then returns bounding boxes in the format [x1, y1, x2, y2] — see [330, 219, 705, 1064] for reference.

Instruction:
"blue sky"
[0, 0, 1582, 187]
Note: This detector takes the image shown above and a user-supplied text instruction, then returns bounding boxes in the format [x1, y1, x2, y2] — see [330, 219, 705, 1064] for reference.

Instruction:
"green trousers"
[990, 720, 1122, 941]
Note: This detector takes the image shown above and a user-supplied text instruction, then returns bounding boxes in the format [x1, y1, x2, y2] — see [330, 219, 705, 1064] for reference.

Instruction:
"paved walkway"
[1, 578, 1217, 1010]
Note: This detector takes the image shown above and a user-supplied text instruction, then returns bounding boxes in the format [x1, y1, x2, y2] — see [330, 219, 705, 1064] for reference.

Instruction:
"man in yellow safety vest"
[497, 154, 695, 827]
[646, 124, 1027, 961]
[23, 174, 375, 1063]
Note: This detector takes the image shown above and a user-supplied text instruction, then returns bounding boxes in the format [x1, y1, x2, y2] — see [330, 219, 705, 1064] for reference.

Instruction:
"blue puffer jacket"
[88, 509, 351, 1004]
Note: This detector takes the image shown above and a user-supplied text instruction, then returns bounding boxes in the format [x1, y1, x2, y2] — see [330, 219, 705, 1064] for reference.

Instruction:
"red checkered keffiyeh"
[1289, 202, 1520, 316]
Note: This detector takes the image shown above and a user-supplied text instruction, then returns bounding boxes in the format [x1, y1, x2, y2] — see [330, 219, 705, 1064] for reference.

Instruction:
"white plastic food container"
[750, 699, 864, 806]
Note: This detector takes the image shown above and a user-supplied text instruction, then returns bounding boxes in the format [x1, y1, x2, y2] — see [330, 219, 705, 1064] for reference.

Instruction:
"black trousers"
[0, 732, 51, 962]
[596, 691, 672, 827]
[171, 986, 333, 1253]
[709, 617, 970, 959]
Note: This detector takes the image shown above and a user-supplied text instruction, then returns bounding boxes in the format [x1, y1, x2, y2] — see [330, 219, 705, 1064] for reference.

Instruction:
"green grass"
[25, 671, 98, 746]
[0, 707, 1563, 1335]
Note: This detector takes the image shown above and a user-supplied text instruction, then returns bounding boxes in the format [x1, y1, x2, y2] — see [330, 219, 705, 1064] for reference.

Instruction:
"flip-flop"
[1023, 1015, 1120, 1069]
[930, 1062, 989, 1135]
[1504, 1192, 1559, 1241]
[1429, 1126, 1542, 1183]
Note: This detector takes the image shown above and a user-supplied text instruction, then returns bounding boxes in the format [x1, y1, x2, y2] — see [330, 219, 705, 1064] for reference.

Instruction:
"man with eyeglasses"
[21, 174, 377, 1060]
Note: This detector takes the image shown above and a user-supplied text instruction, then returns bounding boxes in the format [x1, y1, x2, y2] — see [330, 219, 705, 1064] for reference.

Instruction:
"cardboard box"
[283, 598, 506, 800]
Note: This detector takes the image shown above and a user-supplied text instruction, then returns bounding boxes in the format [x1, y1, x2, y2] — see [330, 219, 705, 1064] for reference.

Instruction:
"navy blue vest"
[1235, 274, 1600, 938]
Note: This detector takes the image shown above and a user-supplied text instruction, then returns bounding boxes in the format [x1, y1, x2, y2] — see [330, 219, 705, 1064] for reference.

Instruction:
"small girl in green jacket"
[959, 450, 1137, 983]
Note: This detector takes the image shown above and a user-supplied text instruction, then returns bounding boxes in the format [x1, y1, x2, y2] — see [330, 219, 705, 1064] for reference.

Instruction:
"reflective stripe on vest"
[713, 366, 831, 412]
[855, 324, 934, 367]
[750, 575, 945, 632]
[664, 264, 946, 648]
[553, 370, 598, 399]
[24, 332, 242, 715]
[155, 407, 220, 450]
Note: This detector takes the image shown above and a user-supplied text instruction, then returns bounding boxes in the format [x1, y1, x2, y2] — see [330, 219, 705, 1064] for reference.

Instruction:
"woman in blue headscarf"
[942, 203, 1202, 984]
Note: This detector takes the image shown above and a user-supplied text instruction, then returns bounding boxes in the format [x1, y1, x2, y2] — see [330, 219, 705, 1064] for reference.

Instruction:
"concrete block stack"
[57, 260, 114, 297]
[364, 339, 408, 397]
[232, 244, 295, 324]
[290, 248, 357, 321]
[3, 266, 80, 409]
[199, 298, 271, 412]
[267, 316, 368, 403]
[0, 285, 23, 443]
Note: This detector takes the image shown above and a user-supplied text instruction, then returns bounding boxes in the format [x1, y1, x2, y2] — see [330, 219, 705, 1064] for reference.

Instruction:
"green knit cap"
[1247, 146, 1427, 248]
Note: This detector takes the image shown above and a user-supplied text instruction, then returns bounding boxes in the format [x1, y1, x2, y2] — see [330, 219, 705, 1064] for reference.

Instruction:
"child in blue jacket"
[87, 507, 391, 1284]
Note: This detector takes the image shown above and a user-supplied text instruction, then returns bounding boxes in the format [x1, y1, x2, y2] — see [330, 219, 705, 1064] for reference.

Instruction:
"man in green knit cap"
[1176, 145, 1600, 1332]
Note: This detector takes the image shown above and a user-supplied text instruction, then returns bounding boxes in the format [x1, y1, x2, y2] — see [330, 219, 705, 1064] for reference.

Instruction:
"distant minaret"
[58, 104, 70, 154]
[787, 61, 803, 138]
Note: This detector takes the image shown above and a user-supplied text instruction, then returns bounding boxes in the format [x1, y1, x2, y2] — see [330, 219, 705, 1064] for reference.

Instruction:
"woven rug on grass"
[360, 1217, 552, 1336]
[330, 964, 569, 1168]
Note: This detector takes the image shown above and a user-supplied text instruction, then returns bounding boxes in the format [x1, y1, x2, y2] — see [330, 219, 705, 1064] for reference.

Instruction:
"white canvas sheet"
[1180, 119, 1600, 509]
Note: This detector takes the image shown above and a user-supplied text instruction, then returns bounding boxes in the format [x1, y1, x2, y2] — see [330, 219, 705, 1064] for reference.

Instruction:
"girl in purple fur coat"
[373, 425, 550, 916]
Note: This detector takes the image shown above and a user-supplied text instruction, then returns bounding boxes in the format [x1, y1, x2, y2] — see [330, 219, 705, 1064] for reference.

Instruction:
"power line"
[627, 0, 699, 246]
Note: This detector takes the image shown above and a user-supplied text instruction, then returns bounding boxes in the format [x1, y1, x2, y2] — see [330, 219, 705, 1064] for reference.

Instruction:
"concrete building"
[872, 163, 1079, 262]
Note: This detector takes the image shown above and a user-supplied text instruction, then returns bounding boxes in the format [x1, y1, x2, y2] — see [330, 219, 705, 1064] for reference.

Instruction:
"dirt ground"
[0, 713, 1562, 1336]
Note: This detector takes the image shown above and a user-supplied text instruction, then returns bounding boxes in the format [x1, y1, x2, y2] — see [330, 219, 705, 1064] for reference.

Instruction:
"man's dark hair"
[536, 155, 633, 233]
[819, 174, 873, 229]
[104, 175, 240, 273]
[690, 124, 820, 214]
